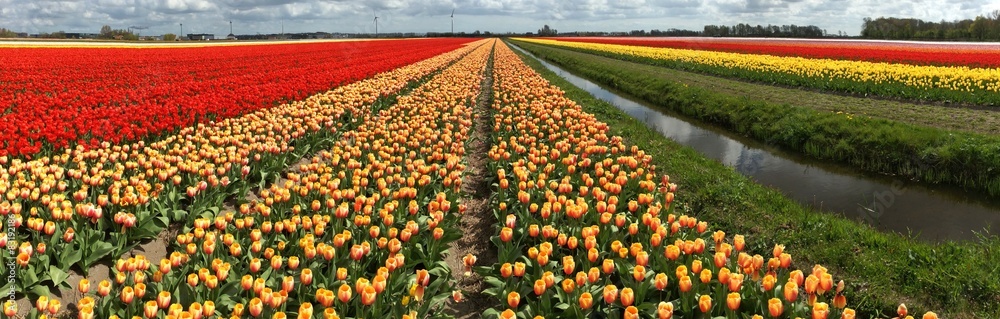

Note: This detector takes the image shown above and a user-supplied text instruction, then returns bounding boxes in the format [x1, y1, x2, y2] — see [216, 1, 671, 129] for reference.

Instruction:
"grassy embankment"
[507, 40, 1000, 319]
[510, 39, 1000, 198]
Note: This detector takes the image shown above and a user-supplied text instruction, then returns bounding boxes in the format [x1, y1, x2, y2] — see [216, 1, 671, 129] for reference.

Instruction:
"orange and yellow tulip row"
[517, 38, 1000, 104]
[481, 41, 940, 319]
[5, 39, 492, 318]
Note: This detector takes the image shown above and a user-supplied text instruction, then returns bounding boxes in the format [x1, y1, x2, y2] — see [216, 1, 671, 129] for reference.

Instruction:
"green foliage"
[0, 28, 18, 38]
[862, 11, 1000, 41]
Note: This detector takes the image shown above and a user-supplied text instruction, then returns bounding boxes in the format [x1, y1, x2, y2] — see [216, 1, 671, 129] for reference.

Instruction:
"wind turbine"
[450, 9, 454, 34]
[373, 12, 379, 38]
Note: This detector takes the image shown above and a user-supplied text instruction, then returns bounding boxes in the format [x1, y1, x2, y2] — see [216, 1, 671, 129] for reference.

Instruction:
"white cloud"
[0, 0, 994, 36]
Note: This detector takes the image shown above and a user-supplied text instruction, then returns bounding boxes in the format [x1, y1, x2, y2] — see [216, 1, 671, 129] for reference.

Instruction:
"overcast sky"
[1, 0, 997, 36]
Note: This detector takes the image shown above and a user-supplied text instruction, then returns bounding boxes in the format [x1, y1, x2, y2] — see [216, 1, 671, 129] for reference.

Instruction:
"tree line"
[547, 24, 838, 38]
[702, 24, 830, 37]
[862, 11, 1000, 40]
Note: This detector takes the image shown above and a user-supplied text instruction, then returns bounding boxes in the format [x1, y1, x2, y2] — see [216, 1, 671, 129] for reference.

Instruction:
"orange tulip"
[922, 312, 938, 319]
[562, 256, 575, 275]
[762, 274, 776, 291]
[301, 269, 314, 286]
[633, 265, 646, 281]
[699, 269, 712, 284]
[121, 286, 135, 304]
[728, 273, 744, 292]
[784, 281, 799, 302]
[561, 279, 575, 293]
[768, 298, 783, 317]
[654, 272, 669, 290]
[372, 274, 386, 294]
[842, 308, 856, 319]
[3, 300, 15, 317]
[338, 284, 352, 303]
[624, 306, 639, 319]
[500, 309, 516, 319]
[805, 274, 819, 295]
[35, 296, 49, 313]
[812, 302, 829, 319]
[500, 263, 513, 278]
[602, 285, 618, 304]
[675, 265, 688, 279]
[789, 270, 804, 286]
[657, 301, 674, 319]
[698, 295, 712, 313]
[513, 262, 526, 277]
[157, 291, 171, 309]
[249, 298, 263, 317]
[897, 304, 908, 318]
[679, 275, 692, 293]
[664, 245, 680, 260]
[417, 269, 431, 287]
[142, 300, 159, 319]
[579, 292, 594, 309]
[833, 294, 847, 309]
[691, 260, 703, 274]
[602, 259, 614, 274]
[78, 279, 90, 294]
[361, 285, 377, 306]
[47, 299, 60, 315]
[533, 279, 546, 296]
[500, 227, 513, 242]
[620, 287, 635, 307]
[726, 292, 741, 311]
[507, 291, 520, 308]
[98, 279, 112, 297]
[588, 267, 600, 283]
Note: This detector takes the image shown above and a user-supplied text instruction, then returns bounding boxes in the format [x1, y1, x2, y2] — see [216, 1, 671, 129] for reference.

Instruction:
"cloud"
[0, 0, 995, 36]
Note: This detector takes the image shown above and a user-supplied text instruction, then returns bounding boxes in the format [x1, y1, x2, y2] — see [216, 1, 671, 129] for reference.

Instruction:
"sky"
[1, 0, 997, 37]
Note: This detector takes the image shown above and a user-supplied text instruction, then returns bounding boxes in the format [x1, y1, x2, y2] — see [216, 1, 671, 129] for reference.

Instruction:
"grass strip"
[510, 40, 1000, 198]
[508, 39, 1000, 319]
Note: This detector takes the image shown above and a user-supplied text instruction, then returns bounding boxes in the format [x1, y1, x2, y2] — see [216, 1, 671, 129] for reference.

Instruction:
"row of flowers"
[0, 39, 488, 317]
[550, 37, 1000, 68]
[477, 41, 940, 319]
[518, 38, 1000, 105]
[0, 39, 476, 158]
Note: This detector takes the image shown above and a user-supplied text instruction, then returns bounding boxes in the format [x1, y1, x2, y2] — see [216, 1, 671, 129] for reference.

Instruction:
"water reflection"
[511, 44, 1000, 242]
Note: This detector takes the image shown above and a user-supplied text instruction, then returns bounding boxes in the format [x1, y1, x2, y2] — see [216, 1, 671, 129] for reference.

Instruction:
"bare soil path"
[444, 42, 498, 319]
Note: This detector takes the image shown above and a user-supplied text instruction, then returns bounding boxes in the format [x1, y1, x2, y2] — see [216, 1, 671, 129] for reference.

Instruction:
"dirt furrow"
[444, 41, 498, 319]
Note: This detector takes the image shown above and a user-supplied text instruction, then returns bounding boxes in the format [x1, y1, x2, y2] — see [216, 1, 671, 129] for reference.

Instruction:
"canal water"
[510, 44, 1000, 242]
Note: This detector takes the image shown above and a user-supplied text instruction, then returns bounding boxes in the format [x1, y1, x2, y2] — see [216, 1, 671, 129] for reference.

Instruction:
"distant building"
[187, 33, 215, 41]
[63, 32, 99, 39]
[226, 33, 237, 40]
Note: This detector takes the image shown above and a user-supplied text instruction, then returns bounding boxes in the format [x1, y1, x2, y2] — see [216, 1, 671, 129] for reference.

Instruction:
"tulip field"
[520, 37, 1000, 105]
[0, 38, 941, 319]
[546, 37, 1000, 67]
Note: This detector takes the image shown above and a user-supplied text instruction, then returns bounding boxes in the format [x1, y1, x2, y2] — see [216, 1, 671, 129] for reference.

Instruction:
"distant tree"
[862, 12, 1000, 41]
[538, 25, 557, 36]
[0, 28, 17, 37]
[163, 33, 177, 41]
[100, 25, 113, 38]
